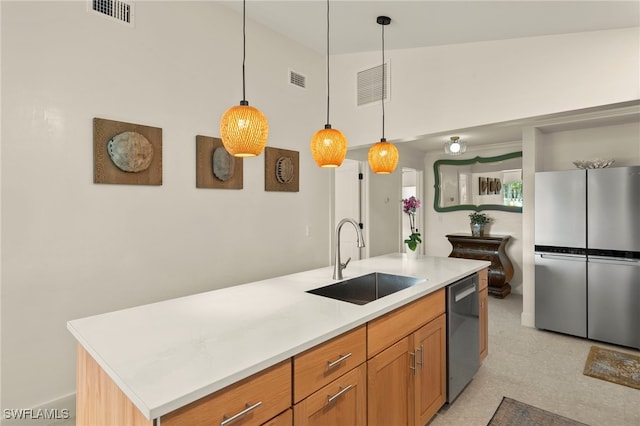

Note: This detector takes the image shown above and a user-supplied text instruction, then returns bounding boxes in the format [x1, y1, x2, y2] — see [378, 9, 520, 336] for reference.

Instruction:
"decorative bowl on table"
[572, 159, 615, 169]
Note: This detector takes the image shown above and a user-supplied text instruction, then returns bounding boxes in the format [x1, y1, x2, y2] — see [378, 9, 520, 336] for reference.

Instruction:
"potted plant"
[469, 212, 491, 236]
[402, 196, 422, 254]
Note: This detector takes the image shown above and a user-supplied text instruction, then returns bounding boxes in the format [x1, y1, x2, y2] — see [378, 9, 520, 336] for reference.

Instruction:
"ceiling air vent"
[289, 70, 306, 89]
[89, 0, 134, 26]
[357, 62, 390, 106]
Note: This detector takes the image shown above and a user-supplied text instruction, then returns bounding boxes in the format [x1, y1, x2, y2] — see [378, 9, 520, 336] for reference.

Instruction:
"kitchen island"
[68, 253, 490, 425]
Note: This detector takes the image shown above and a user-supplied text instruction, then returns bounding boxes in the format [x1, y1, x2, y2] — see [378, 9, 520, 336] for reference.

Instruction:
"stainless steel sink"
[306, 272, 423, 305]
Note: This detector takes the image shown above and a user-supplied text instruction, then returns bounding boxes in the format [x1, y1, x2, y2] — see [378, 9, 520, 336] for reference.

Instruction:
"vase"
[406, 248, 419, 260]
[471, 223, 485, 237]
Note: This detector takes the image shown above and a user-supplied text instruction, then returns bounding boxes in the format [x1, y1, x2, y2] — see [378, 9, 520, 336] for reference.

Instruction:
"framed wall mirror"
[434, 151, 523, 213]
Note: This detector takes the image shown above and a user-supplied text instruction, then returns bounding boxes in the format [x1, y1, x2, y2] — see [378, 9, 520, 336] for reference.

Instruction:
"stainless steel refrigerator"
[534, 166, 640, 349]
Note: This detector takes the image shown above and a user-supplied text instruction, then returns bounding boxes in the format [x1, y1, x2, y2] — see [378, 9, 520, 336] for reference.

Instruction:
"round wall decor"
[275, 156, 295, 184]
[212, 147, 235, 182]
[107, 131, 154, 173]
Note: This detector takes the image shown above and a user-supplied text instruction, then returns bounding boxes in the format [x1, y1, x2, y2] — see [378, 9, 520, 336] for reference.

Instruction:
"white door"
[334, 159, 364, 262]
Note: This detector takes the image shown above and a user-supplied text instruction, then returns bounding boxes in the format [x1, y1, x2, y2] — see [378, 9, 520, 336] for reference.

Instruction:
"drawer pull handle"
[327, 352, 352, 369]
[409, 351, 417, 375]
[220, 401, 262, 426]
[416, 344, 424, 370]
[327, 384, 353, 404]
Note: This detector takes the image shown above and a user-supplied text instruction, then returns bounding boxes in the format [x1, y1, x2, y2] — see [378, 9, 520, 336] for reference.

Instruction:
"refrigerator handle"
[535, 253, 587, 262]
[588, 256, 640, 266]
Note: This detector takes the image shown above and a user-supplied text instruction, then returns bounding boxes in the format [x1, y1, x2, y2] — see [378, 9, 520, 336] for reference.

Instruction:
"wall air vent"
[357, 62, 389, 106]
[289, 70, 307, 89]
[89, 0, 134, 26]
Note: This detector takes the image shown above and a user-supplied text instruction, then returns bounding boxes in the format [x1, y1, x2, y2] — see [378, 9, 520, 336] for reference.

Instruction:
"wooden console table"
[446, 234, 514, 298]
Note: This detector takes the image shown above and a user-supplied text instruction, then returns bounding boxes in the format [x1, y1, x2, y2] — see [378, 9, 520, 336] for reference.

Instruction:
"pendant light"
[310, 0, 347, 168]
[220, 0, 268, 157]
[368, 16, 398, 175]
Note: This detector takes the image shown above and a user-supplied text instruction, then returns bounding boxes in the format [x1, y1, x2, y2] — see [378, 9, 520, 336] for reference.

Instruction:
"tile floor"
[52, 294, 639, 426]
[430, 294, 640, 426]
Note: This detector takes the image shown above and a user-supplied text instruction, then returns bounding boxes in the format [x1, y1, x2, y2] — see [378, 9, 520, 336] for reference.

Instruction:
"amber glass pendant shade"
[220, 101, 269, 157]
[368, 139, 398, 174]
[310, 125, 347, 168]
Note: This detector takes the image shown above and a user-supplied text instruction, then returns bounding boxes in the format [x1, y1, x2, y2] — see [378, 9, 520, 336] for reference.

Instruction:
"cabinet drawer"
[161, 360, 291, 426]
[478, 268, 488, 291]
[293, 363, 367, 426]
[367, 289, 445, 358]
[293, 325, 366, 403]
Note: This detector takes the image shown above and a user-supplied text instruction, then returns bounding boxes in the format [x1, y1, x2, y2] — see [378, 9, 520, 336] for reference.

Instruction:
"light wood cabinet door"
[367, 336, 412, 426]
[294, 364, 366, 426]
[413, 314, 446, 426]
[478, 267, 489, 362]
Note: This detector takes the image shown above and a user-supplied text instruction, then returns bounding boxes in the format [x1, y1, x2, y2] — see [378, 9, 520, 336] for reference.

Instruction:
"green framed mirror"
[434, 151, 523, 213]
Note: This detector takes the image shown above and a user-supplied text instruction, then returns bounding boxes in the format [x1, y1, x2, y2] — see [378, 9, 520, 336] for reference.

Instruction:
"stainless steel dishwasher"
[446, 273, 480, 403]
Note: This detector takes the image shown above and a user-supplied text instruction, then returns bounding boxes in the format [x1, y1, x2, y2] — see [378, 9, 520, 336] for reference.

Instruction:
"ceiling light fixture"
[219, 0, 268, 157]
[310, 0, 347, 168]
[444, 136, 467, 155]
[368, 16, 398, 175]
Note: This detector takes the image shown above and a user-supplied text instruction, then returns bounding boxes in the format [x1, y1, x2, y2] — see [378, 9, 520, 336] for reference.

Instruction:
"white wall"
[1, 1, 327, 413]
[332, 28, 639, 148]
[537, 121, 640, 171]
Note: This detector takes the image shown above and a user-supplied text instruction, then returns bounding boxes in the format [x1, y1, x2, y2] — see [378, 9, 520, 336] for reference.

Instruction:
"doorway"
[402, 168, 423, 254]
[334, 158, 366, 262]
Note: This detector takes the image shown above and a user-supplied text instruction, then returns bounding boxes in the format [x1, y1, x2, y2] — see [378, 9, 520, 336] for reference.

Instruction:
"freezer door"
[535, 170, 586, 249]
[588, 166, 640, 252]
[588, 257, 640, 349]
[535, 253, 587, 337]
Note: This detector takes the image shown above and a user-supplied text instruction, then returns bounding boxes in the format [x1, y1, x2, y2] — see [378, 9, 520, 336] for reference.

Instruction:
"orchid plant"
[402, 196, 422, 251]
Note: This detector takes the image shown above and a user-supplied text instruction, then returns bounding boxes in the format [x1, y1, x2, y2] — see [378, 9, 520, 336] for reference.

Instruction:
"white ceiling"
[221, 1, 640, 55]
[395, 101, 640, 153]
[220, 1, 640, 152]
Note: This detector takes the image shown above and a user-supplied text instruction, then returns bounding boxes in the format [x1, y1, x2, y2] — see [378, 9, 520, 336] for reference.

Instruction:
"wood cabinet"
[293, 326, 367, 426]
[478, 268, 489, 362]
[367, 289, 445, 358]
[76, 345, 153, 426]
[161, 360, 291, 426]
[367, 289, 446, 426]
[446, 233, 514, 298]
[413, 314, 446, 425]
[293, 325, 366, 403]
[78, 343, 292, 426]
[294, 364, 367, 426]
[367, 337, 412, 426]
[77, 285, 458, 426]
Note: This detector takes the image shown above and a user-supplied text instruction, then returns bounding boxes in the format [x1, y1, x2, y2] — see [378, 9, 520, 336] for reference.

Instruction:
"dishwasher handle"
[454, 284, 477, 303]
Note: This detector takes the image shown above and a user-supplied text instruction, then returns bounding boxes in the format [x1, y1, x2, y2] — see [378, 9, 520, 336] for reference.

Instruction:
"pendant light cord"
[242, 0, 247, 102]
[325, 0, 331, 126]
[381, 21, 386, 140]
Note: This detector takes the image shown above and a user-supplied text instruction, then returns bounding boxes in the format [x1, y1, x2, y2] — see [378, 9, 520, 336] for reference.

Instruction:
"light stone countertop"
[67, 253, 490, 420]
